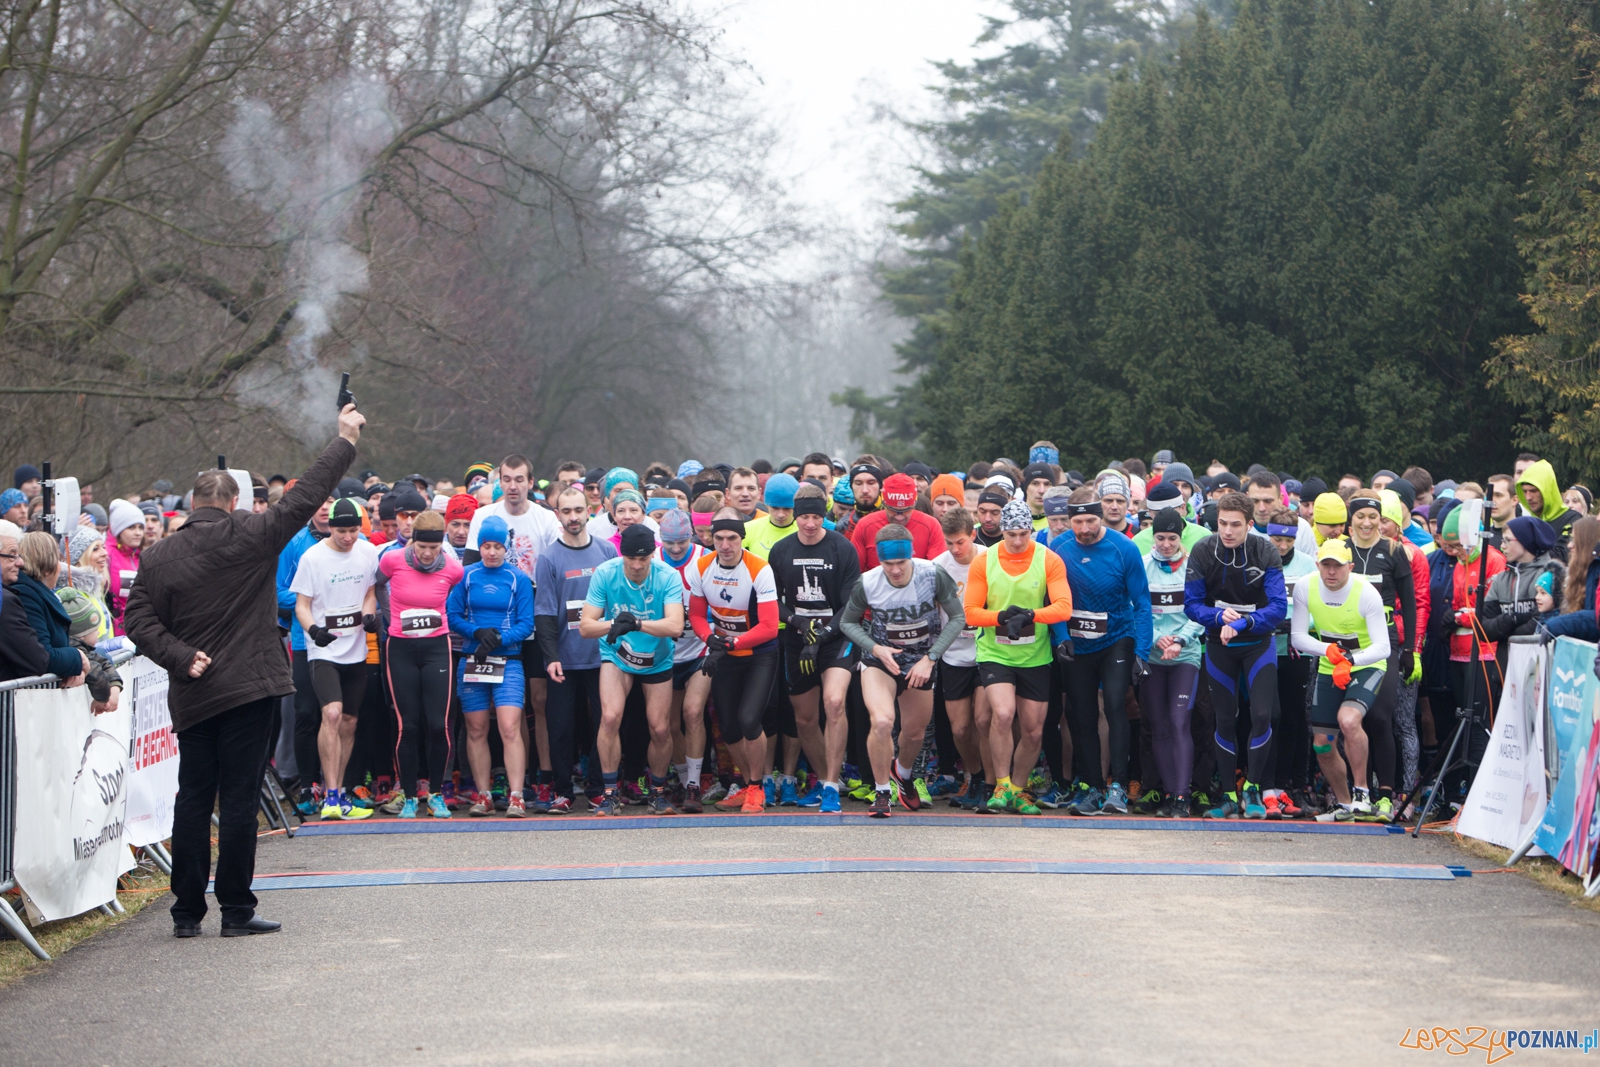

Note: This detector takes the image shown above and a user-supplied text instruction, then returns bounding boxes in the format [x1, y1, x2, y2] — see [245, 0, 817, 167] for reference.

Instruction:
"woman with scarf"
[378, 509, 464, 818]
[1141, 507, 1206, 817]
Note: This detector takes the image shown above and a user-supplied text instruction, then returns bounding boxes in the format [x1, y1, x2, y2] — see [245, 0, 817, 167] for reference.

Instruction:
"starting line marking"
[245, 857, 1468, 890]
[294, 812, 1400, 837]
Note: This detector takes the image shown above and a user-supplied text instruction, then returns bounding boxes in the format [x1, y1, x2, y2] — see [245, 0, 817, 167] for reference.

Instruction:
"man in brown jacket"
[126, 405, 364, 937]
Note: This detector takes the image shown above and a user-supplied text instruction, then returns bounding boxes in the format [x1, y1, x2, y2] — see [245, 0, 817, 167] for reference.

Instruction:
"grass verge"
[1450, 833, 1600, 913]
[0, 856, 170, 989]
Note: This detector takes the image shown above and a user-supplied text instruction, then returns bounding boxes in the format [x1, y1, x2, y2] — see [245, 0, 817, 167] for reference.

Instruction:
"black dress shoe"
[172, 923, 202, 938]
[220, 917, 281, 937]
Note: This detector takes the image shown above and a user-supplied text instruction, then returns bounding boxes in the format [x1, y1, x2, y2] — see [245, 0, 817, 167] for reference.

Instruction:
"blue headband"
[1266, 523, 1298, 537]
[1029, 445, 1060, 467]
[877, 538, 914, 561]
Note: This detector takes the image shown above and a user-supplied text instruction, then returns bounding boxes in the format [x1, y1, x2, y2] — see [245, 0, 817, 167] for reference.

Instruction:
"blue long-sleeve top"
[276, 524, 326, 652]
[1544, 558, 1600, 641]
[1182, 534, 1287, 645]
[447, 560, 535, 655]
[1047, 529, 1153, 660]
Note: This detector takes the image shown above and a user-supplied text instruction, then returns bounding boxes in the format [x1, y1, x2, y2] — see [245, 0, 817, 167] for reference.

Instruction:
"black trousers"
[171, 696, 278, 927]
[546, 668, 601, 800]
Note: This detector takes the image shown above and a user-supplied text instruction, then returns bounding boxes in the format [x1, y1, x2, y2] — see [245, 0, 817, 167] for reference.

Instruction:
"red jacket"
[850, 508, 944, 570]
[1451, 546, 1505, 661]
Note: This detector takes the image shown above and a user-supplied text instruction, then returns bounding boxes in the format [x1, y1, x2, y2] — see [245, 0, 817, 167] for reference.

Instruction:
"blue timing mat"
[246, 856, 1470, 891]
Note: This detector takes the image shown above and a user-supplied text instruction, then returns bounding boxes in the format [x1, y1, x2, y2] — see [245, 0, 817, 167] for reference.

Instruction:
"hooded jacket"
[1481, 552, 1565, 643]
[104, 533, 140, 635]
[1516, 461, 1581, 559]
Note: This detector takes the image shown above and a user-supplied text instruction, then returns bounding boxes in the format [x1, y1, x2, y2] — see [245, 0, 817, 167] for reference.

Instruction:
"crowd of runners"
[11, 444, 1593, 825]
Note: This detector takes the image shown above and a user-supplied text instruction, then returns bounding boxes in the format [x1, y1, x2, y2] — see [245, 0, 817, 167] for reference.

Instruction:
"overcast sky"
[709, 0, 1006, 248]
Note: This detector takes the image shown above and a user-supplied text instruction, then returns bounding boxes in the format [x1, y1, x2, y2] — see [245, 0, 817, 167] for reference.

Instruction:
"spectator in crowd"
[1, 488, 25, 526]
[106, 498, 144, 634]
[0, 520, 49, 682]
[13, 464, 41, 498]
[57, 587, 123, 714]
[7, 531, 88, 686]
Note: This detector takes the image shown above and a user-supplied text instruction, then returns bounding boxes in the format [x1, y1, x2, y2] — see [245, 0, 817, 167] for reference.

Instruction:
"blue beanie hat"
[603, 467, 639, 499]
[1507, 515, 1557, 558]
[0, 488, 24, 513]
[658, 508, 693, 541]
[676, 460, 704, 480]
[477, 515, 510, 547]
[832, 480, 854, 506]
[763, 473, 799, 508]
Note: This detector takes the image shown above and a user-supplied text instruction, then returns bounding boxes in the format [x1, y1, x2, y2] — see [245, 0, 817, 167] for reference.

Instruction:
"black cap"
[391, 487, 428, 514]
[1152, 507, 1187, 535]
[1023, 462, 1055, 488]
[328, 498, 364, 527]
[1214, 472, 1242, 492]
[583, 467, 607, 487]
[366, 482, 391, 498]
[337, 477, 367, 499]
[902, 461, 934, 480]
[667, 478, 691, 495]
[378, 493, 399, 521]
[1301, 477, 1328, 499]
[269, 473, 289, 486]
[620, 524, 656, 557]
[1390, 476, 1417, 510]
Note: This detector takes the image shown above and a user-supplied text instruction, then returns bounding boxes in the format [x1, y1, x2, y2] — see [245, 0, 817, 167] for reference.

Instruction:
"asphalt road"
[4, 816, 1598, 1065]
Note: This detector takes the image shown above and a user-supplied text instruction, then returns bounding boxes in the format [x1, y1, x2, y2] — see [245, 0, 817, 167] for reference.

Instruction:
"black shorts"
[310, 659, 367, 714]
[860, 650, 934, 695]
[784, 634, 856, 695]
[1308, 668, 1385, 730]
[672, 657, 704, 691]
[631, 664, 674, 687]
[938, 662, 980, 702]
[977, 661, 1052, 703]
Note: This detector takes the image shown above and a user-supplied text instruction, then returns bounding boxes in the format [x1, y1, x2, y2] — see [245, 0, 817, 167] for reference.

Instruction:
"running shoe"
[647, 791, 677, 815]
[397, 797, 419, 819]
[716, 784, 746, 811]
[972, 781, 996, 813]
[701, 781, 728, 805]
[928, 775, 960, 797]
[349, 785, 375, 810]
[372, 776, 394, 804]
[469, 795, 495, 817]
[741, 783, 765, 813]
[1349, 787, 1374, 819]
[1026, 766, 1050, 794]
[819, 784, 841, 814]
[379, 789, 408, 816]
[894, 770, 921, 811]
[1241, 784, 1266, 820]
[1035, 780, 1069, 810]
[762, 775, 779, 806]
[1279, 790, 1308, 818]
[322, 792, 373, 821]
[1131, 788, 1164, 815]
[1192, 790, 1212, 812]
[505, 795, 527, 818]
[913, 777, 933, 807]
[1371, 795, 1395, 824]
[848, 780, 875, 803]
[547, 794, 572, 814]
[1203, 792, 1241, 819]
[1262, 791, 1283, 819]
[593, 792, 621, 817]
[680, 783, 703, 814]
[1066, 786, 1104, 817]
[441, 779, 461, 811]
[620, 779, 646, 807]
[779, 776, 800, 806]
[869, 789, 893, 818]
[951, 776, 981, 810]
[797, 782, 824, 808]
[531, 783, 554, 814]
[1102, 783, 1130, 815]
[1155, 794, 1188, 819]
[985, 784, 1013, 813]
[427, 794, 451, 819]
[1011, 789, 1041, 816]
[1330, 803, 1356, 822]
[296, 795, 319, 818]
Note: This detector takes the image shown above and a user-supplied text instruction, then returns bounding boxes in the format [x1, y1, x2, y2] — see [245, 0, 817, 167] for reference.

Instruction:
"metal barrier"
[0, 651, 137, 961]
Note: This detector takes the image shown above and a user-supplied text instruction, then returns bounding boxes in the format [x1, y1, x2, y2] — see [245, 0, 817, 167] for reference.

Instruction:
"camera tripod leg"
[1409, 711, 1470, 837]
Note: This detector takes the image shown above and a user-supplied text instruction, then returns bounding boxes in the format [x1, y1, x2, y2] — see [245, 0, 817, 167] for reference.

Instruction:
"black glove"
[606, 612, 641, 643]
[995, 605, 1021, 628]
[307, 624, 335, 648]
[700, 648, 728, 678]
[362, 613, 379, 633]
[278, 605, 294, 625]
[799, 638, 820, 675]
[1004, 608, 1034, 641]
[1539, 622, 1555, 647]
[1399, 650, 1414, 678]
[707, 631, 734, 653]
[472, 628, 501, 653]
[1131, 657, 1150, 681]
[1055, 639, 1075, 664]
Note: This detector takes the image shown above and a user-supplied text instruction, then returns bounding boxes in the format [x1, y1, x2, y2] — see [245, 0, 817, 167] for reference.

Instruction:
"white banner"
[1459, 640, 1549, 851]
[13, 685, 133, 923]
[123, 656, 178, 848]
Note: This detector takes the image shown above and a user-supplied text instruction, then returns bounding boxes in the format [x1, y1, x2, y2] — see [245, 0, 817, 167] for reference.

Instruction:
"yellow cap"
[1312, 492, 1348, 525]
[1317, 539, 1353, 564]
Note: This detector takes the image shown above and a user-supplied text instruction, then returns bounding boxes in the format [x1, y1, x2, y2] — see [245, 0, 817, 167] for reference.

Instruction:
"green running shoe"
[1203, 791, 1241, 819]
[986, 784, 1013, 812]
[1011, 789, 1041, 816]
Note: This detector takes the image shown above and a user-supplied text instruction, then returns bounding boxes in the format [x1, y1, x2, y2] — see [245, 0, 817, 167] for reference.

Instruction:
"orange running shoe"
[715, 783, 746, 811]
[741, 783, 765, 813]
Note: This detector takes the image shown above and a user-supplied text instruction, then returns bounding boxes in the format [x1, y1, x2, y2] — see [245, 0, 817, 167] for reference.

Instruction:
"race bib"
[1150, 590, 1183, 616]
[1364, 572, 1383, 584]
[464, 656, 507, 684]
[119, 569, 137, 592]
[1069, 610, 1108, 640]
[794, 606, 834, 628]
[324, 611, 361, 631]
[565, 599, 585, 631]
[1320, 630, 1363, 653]
[618, 643, 656, 671]
[1216, 601, 1257, 615]
[711, 608, 750, 635]
[886, 618, 931, 648]
[399, 608, 442, 633]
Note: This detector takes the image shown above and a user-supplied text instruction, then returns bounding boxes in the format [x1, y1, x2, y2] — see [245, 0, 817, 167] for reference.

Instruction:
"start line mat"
[247, 857, 1471, 891]
[295, 812, 1401, 837]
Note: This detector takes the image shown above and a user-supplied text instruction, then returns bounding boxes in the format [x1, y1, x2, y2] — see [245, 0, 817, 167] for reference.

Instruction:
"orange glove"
[1325, 644, 1352, 690]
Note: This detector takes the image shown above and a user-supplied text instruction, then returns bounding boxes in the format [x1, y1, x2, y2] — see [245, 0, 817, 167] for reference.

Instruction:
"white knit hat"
[108, 498, 143, 538]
